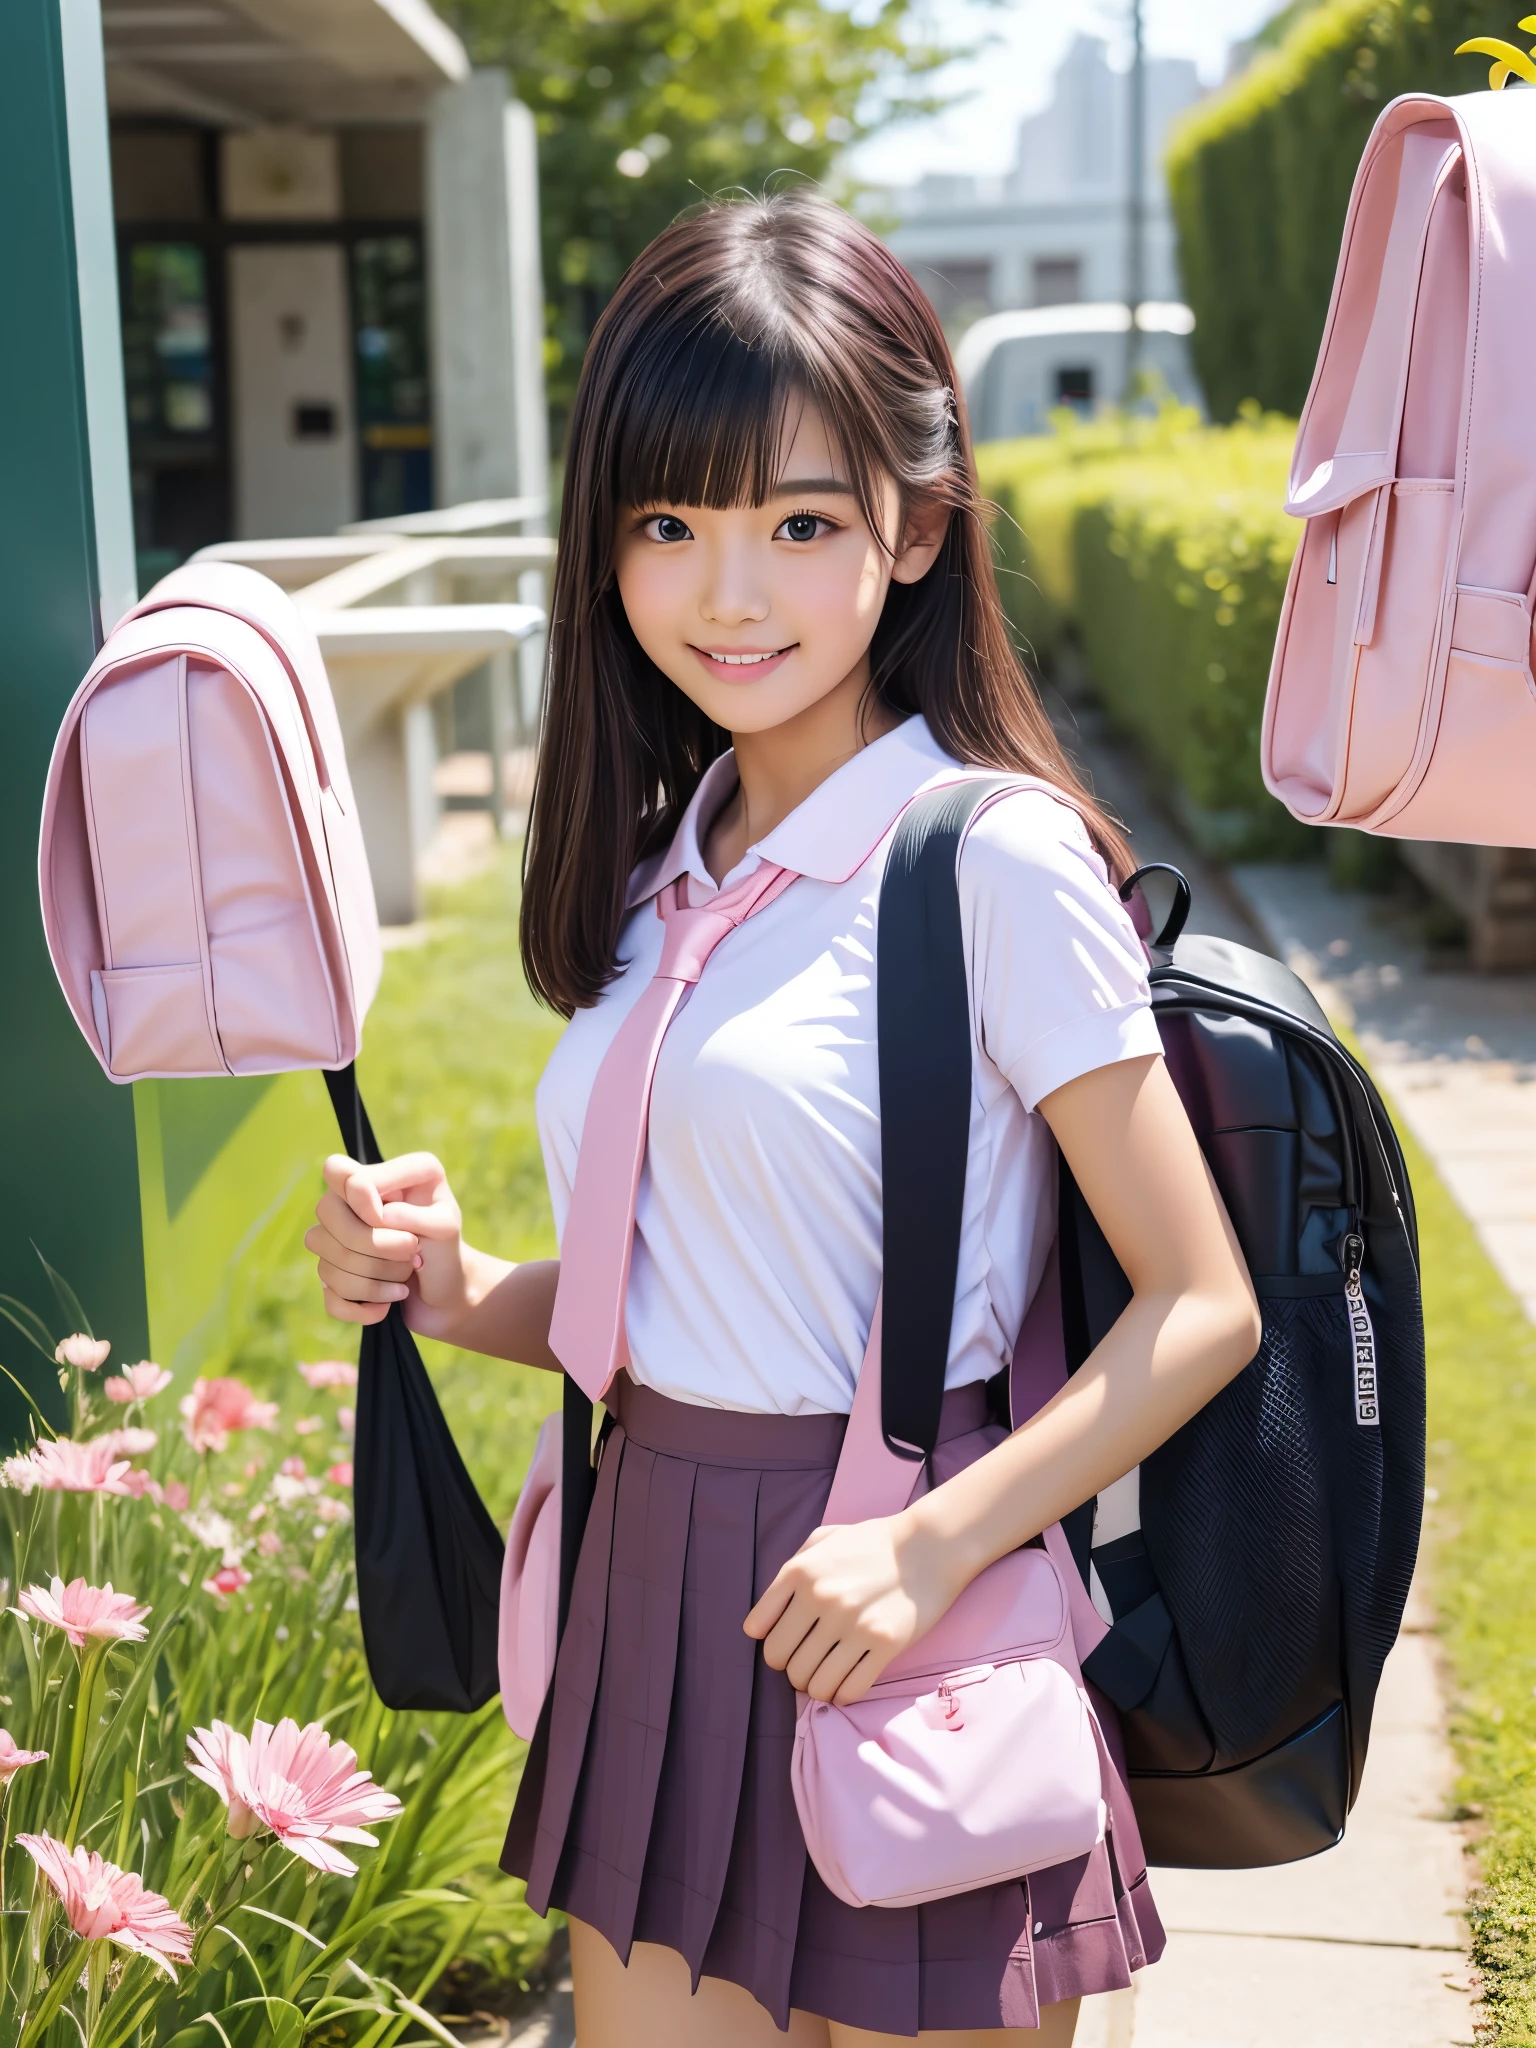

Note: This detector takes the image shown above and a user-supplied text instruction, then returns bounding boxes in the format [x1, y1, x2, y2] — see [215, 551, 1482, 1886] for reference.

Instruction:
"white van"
[956, 303, 1202, 439]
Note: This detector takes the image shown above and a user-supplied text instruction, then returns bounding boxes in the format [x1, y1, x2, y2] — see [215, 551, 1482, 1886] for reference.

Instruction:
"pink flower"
[103, 1426, 157, 1459]
[298, 1360, 357, 1391]
[120, 1469, 162, 1502]
[326, 1462, 353, 1488]
[18, 1833, 192, 1975]
[179, 1377, 279, 1454]
[3, 1437, 132, 1496]
[161, 1479, 190, 1512]
[202, 1564, 251, 1600]
[0, 1730, 48, 1783]
[17, 1577, 150, 1650]
[314, 1496, 349, 1525]
[256, 1529, 284, 1557]
[294, 1416, 323, 1436]
[104, 1362, 172, 1403]
[55, 1335, 111, 1372]
[279, 1455, 307, 1479]
[337, 1407, 355, 1441]
[186, 1717, 402, 1875]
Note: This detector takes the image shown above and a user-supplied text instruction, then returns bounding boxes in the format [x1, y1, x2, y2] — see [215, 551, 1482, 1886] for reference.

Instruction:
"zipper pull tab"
[939, 1681, 964, 1731]
[1340, 1231, 1379, 1428]
[1342, 1231, 1365, 1290]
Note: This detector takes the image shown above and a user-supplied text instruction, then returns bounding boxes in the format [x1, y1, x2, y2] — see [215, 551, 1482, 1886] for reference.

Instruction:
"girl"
[307, 192, 1259, 2046]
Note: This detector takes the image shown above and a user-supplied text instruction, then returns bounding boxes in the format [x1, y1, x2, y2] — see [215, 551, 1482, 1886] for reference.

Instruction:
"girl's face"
[613, 400, 946, 736]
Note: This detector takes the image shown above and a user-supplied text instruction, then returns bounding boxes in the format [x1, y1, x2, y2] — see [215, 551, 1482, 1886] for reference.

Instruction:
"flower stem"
[64, 1643, 108, 1848]
[17, 1934, 86, 2048]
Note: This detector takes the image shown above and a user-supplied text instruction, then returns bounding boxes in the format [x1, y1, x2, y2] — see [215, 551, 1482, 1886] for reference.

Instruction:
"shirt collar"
[625, 716, 967, 908]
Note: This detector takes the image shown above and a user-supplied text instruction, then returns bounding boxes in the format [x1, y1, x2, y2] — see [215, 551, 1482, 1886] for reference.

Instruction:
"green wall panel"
[0, 0, 144, 1441]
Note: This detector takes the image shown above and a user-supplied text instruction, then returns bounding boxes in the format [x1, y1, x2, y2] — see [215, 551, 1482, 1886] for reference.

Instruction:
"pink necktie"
[549, 860, 797, 1400]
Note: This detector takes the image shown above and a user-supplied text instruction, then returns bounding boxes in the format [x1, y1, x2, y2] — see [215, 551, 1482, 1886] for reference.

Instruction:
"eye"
[775, 511, 833, 543]
[643, 514, 693, 543]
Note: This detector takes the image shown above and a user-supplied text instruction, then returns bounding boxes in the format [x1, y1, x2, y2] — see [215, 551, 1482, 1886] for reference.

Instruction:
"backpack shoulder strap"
[877, 774, 1014, 1456]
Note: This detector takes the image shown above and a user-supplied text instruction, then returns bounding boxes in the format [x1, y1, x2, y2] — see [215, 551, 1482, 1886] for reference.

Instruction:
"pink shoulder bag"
[790, 1292, 1122, 1910]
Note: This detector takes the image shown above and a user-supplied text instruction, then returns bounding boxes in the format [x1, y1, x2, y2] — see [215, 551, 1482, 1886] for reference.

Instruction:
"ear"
[889, 496, 951, 586]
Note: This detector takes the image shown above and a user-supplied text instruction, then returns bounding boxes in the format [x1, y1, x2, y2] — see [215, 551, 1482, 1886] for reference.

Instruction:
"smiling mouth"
[695, 646, 795, 667]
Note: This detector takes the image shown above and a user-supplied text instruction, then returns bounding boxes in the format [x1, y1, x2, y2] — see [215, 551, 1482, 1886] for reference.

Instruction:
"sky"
[847, 0, 1282, 184]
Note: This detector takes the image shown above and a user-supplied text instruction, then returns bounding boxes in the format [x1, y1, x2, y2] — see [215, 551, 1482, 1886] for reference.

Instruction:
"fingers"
[320, 1284, 390, 1326]
[742, 1579, 792, 1642]
[323, 1152, 451, 1221]
[308, 1200, 418, 1269]
[313, 1256, 408, 1306]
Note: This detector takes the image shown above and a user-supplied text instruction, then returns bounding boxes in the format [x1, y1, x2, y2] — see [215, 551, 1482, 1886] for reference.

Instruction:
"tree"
[446, 0, 949, 425]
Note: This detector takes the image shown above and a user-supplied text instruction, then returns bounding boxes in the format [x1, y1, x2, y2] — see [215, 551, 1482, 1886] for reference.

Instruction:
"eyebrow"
[770, 476, 857, 497]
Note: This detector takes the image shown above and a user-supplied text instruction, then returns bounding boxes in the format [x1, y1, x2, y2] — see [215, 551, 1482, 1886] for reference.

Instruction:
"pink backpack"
[39, 562, 381, 1081]
[1262, 91, 1536, 846]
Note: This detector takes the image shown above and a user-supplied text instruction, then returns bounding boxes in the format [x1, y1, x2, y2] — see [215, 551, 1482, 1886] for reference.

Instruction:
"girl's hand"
[743, 1513, 964, 1706]
[305, 1152, 469, 1338]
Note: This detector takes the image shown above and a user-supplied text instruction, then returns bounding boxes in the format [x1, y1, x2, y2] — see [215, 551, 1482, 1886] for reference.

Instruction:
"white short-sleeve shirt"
[536, 715, 1161, 1415]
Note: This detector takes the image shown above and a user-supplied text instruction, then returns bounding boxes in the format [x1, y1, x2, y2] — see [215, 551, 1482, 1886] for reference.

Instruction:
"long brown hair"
[521, 190, 1129, 1014]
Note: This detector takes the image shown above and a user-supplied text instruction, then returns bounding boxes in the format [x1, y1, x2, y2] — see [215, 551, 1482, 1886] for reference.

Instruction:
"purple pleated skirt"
[501, 1373, 1164, 2036]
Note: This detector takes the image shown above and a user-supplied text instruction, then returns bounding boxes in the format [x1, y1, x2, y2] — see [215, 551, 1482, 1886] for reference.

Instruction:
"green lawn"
[1406, 1114, 1536, 2043]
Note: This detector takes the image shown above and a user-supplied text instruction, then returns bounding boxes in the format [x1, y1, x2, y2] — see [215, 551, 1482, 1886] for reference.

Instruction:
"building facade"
[877, 36, 1204, 333]
[102, 1, 546, 582]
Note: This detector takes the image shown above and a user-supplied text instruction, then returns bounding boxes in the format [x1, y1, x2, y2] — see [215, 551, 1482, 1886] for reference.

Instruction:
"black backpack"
[877, 779, 1426, 1869]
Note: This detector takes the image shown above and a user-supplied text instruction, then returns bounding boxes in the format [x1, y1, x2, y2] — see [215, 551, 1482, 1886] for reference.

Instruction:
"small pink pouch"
[498, 1411, 563, 1739]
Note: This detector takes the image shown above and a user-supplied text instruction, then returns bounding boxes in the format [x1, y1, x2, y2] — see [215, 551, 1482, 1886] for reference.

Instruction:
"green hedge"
[1166, 0, 1515, 420]
[978, 407, 1310, 856]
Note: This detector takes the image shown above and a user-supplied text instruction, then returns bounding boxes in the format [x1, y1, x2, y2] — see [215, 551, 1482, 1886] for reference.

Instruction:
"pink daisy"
[201, 1564, 252, 1600]
[3, 1437, 132, 1496]
[104, 1362, 173, 1403]
[179, 1377, 279, 1454]
[297, 1360, 357, 1391]
[17, 1577, 150, 1650]
[0, 1729, 48, 1783]
[186, 1717, 402, 1874]
[19, 1833, 192, 1975]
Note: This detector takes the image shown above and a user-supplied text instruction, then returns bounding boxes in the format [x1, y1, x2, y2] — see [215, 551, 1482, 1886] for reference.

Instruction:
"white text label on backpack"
[1343, 1233, 1378, 1426]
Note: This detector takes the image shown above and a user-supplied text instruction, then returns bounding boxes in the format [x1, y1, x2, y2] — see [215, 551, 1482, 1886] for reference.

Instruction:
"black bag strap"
[877, 777, 1100, 1577]
[324, 1063, 506, 1712]
[876, 776, 1013, 1458]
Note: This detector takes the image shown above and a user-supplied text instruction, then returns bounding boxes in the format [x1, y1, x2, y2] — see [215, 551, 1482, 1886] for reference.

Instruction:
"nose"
[699, 533, 770, 627]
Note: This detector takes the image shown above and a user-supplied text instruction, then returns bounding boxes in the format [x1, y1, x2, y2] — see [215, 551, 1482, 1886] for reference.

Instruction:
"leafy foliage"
[1165, 0, 1519, 421]
[442, 0, 949, 419]
[0, 1339, 535, 2043]
[976, 407, 1309, 856]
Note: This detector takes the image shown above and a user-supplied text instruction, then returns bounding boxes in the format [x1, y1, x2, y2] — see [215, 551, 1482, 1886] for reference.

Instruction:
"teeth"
[710, 649, 783, 666]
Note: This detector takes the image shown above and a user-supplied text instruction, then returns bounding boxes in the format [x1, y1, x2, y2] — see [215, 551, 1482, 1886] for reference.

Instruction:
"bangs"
[609, 314, 869, 516]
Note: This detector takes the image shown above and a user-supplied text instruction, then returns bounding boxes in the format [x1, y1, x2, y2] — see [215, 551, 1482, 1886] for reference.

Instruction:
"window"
[120, 240, 225, 575]
[1054, 365, 1094, 407]
[350, 235, 433, 521]
[1033, 257, 1083, 307]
